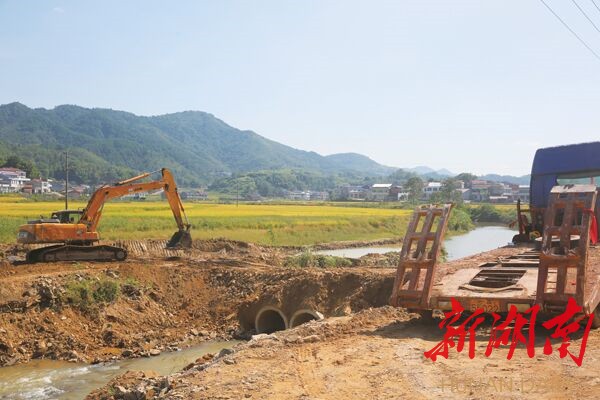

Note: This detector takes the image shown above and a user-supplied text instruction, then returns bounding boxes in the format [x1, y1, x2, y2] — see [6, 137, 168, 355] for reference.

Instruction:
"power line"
[539, 0, 600, 62]
[571, 0, 600, 33]
[591, 0, 600, 15]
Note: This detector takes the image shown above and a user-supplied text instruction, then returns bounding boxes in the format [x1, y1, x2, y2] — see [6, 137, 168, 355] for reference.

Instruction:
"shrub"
[285, 250, 353, 268]
[63, 278, 120, 310]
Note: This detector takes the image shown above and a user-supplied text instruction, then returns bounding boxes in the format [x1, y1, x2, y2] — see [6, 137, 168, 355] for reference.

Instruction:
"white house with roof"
[0, 168, 30, 193]
[422, 182, 442, 200]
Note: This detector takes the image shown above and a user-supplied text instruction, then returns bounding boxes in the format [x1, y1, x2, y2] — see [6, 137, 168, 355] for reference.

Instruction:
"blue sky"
[1, 0, 599, 176]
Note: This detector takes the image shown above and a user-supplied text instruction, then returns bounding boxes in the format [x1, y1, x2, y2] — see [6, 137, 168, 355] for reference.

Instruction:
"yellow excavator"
[17, 168, 192, 262]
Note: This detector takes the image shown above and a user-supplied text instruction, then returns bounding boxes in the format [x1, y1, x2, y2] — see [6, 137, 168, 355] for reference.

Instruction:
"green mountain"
[0, 102, 394, 185]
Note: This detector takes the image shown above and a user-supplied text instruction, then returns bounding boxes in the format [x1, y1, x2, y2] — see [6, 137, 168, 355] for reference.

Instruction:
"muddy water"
[0, 341, 238, 400]
[315, 225, 516, 261]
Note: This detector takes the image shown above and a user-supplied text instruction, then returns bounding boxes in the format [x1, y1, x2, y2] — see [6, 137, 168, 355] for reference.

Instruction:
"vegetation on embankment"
[0, 196, 512, 246]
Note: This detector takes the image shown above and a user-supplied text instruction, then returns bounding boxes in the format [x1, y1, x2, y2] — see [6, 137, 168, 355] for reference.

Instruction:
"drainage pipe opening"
[255, 307, 288, 334]
[290, 309, 324, 328]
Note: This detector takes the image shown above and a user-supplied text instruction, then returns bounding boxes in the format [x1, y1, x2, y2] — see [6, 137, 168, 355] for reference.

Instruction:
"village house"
[309, 191, 329, 201]
[180, 190, 209, 201]
[287, 191, 311, 201]
[469, 179, 490, 202]
[339, 185, 368, 201]
[517, 185, 530, 203]
[31, 178, 52, 194]
[0, 167, 31, 193]
[421, 182, 442, 200]
[368, 183, 392, 201]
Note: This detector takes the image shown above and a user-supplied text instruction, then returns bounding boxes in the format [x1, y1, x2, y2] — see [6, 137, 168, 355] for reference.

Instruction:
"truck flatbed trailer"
[428, 245, 600, 316]
[390, 184, 600, 323]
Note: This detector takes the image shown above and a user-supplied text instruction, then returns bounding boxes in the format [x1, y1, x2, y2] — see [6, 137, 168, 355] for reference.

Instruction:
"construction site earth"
[1, 236, 599, 400]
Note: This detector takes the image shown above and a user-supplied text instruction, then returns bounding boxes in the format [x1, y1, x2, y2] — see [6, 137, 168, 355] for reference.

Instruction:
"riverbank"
[0, 239, 397, 370]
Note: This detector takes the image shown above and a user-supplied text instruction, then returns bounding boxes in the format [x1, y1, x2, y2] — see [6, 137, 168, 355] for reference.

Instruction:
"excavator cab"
[51, 210, 83, 224]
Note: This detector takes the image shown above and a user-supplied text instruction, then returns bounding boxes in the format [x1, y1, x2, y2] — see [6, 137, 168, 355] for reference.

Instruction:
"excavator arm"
[79, 168, 192, 248]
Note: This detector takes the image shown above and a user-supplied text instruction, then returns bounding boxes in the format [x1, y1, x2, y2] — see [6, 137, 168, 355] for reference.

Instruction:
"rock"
[300, 335, 321, 343]
[223, 358, 235, 365]
[250, 334, 271, 341]
[149, 349, 161, 356]
[115, 385, 128, 396]
[190, 328, 199, 336]
[122, 349, 134, 357]
[284, 334, 301, 344]
[199, 330, 209, 337]
[217, 348, 234, 358]
[105, 269, 119, 278]
[143, 370, 159, 378]
[122, 284, 141, 299]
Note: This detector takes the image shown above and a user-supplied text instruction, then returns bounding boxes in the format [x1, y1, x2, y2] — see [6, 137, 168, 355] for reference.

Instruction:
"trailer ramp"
[390, 204, 452, 309]
[536, 185, 597, 313]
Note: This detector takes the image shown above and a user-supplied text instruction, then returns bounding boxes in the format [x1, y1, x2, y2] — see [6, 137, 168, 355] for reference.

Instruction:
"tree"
[455, 172, 478, 188]
[1, 155, 40, 178]
[432, 177, 463, 204]
[387, 168, 417, 185]
[405, 176, 424, 204]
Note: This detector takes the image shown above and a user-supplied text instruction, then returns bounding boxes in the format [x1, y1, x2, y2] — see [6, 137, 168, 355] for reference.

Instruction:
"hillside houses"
[0, 168, 31, 193]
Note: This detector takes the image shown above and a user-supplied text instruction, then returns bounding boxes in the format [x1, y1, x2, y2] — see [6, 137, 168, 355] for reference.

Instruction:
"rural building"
[309, 191, 329, 201]
[470, 180, 490, 202]
[369, 184, 392, 201]
[31, 179, 52, 194]
[517, 185, 530, 203]
[180, 190, 208, 201]
[458, 188, 471, 201]
[0, 167, 31, 193]
[287, 191, 311, 201]
[340, 185, 367, 201]
[421, 182, 441, 200]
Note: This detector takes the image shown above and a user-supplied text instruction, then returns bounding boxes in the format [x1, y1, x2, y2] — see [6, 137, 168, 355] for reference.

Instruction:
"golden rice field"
[0, 197, 413, 246]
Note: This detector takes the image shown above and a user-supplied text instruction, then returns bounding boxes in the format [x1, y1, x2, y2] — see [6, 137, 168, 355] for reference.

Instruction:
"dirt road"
[90, 306, 600, 399]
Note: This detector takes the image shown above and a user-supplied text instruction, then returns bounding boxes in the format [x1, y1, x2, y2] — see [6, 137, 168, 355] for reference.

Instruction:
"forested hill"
[0, 102, 394, 185]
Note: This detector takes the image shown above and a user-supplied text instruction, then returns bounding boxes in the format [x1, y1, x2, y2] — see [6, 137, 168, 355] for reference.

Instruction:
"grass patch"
[285, 250, 353, 268]
[62, 278, 119, 310]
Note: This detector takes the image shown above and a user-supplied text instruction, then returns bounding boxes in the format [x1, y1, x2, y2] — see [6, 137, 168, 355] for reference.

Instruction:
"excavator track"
[26, 244, 127, 263]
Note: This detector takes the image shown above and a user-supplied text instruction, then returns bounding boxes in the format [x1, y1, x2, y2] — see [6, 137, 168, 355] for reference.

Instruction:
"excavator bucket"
[166, 228, 192, 249]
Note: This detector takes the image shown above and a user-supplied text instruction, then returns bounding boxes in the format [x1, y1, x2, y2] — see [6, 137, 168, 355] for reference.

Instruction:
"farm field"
[0, 197, 414, 246]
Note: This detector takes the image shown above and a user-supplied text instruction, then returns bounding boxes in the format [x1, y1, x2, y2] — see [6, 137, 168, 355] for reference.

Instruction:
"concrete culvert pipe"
[289, 309, 324, 328]
[255, 306, 288, 334]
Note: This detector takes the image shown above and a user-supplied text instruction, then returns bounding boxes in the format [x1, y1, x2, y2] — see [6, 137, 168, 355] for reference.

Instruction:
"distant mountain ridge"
[0, 102, 530, 187]
[0, 102, 395, 185]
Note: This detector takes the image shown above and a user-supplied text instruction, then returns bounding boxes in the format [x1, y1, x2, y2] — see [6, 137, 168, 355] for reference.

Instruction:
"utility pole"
[236, 181, 239, 207]
[64, 151, 69, 210]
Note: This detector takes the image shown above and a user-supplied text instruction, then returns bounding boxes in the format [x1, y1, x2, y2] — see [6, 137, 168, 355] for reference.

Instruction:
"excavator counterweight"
[17, 168, 192, 262]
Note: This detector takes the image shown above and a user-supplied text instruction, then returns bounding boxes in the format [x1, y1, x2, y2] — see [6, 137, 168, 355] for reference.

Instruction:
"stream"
[0, 340, 238, 400]
[315, 224, 516, 261]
